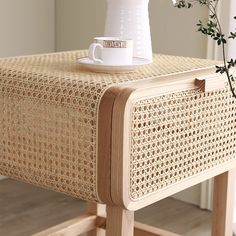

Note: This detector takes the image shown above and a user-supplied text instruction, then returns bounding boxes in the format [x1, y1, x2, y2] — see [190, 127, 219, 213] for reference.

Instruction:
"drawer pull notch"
[195, 76, 225, 92]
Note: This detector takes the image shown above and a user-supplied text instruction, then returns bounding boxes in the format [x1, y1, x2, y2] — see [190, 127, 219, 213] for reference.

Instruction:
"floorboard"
[0, 179, 212, 236]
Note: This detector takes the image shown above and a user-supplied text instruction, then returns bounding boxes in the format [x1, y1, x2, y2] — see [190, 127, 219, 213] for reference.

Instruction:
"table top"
[0, 50, 226, 208]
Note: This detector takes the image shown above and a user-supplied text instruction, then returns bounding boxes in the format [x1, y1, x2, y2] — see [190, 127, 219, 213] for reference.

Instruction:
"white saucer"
[77, 57, 151, 73]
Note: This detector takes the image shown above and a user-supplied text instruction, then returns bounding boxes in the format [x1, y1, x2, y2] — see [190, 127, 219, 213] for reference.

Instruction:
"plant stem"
[176, 0, 236, 98]
[210, 2, 236, 98]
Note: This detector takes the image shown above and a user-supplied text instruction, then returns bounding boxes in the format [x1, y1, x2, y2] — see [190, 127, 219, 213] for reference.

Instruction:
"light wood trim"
[97, 86, 127, 204]
[212, 170, 235, 236]
[134, 222, 181, 236]
[124, 66, 217, 91]
[32, 214, 105, 236]
[125, 160, 236, 211]
[195, 74, 226, 92]
[106, 206, 134, 236]
[111, 87, 135, 207]
[87, 202, 106, 218]
[87, 202, 106, 236]
[32, 212, 183, 236]
[121, 67, 221, 93]
[128, 73, 227, 102]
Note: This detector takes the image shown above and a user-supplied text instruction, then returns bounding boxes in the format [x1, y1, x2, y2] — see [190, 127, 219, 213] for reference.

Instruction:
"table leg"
[87, 202, 106, 236]
[106, 206, 134, 236]
[212, 170, 235, 236]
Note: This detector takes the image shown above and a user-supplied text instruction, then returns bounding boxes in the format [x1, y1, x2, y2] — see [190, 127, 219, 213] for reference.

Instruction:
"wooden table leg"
[106, 206, 134, 236]
[212, 170, 235, 236]
[87, 202, 106, 236]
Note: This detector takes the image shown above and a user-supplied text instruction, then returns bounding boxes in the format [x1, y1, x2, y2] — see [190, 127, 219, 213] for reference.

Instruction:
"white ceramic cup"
[88, 37, 133, 65]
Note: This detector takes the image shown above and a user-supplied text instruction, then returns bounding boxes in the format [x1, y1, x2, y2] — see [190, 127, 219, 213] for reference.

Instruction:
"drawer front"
[111, 78, 236, 210]
[129, 86, 236, 201]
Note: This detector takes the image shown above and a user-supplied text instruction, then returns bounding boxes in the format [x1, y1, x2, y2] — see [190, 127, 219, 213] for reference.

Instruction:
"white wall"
[150, 0, 208, 58]
[56, 0, 208, 58]
[0, 0, 55, 57]
[0, 0, 55, 179]
[229, 0, 236, 59]
[55, 0, 106, 52]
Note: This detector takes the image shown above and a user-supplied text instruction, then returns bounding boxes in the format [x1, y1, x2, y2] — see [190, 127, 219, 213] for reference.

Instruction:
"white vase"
[104, 0, 153, 62]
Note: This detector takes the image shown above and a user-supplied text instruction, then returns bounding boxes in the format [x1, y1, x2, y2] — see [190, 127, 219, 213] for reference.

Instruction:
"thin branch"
[175, 0, 236, 98]
[210, 2, 236, 97]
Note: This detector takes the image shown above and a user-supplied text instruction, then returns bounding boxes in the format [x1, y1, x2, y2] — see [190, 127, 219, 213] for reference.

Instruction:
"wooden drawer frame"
[97, 67, 236, 211]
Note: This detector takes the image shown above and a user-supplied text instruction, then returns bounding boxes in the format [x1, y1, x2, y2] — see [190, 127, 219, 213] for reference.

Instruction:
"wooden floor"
[0, 179, 212, 236]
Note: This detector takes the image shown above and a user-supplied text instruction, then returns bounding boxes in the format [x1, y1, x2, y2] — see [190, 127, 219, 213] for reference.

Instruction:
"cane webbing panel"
[0, 51, 221, 202]
[130, 84, 236, 200]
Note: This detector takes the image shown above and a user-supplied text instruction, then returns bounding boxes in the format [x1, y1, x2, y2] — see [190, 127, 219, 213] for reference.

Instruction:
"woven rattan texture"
[0, 51, 220, 202]
[130, 84, 236, 200]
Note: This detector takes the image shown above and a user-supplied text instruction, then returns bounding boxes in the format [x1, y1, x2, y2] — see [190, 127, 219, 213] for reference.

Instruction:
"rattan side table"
[0, 51, 235, 236]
